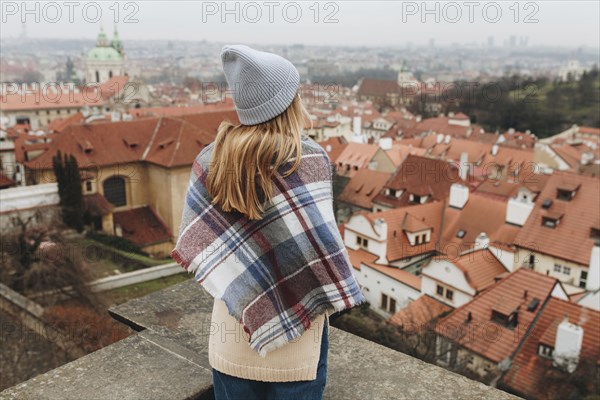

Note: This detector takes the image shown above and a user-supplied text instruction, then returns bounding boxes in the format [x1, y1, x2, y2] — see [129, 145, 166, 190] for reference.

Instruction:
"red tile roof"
[452, 249, 508, 292]
[500, 298, 600, 399]
[362, 260, 422, 291]
[83, 193, 114, 216]
[578, 126, 600, 136]
[372, 155, 464, 208]
[346, 247, 379, 272]
[113, 205, 172, 246]
[346, 247, 421, 290]
[24, 110, 239, 170]
[337, 168, 391, 209]
[361, 201, 444, 261]
[335, 142, 382, 177]
[389, 294, 452, 332]
[126, 98, 235, 118]
[514, 171, 600, 265]
[384, 143, 427, 166]
[435, 269, 560, 363]
[317, 136, 348, 163]
[357, 78, 401, 97]
[441, 192, 521, 254]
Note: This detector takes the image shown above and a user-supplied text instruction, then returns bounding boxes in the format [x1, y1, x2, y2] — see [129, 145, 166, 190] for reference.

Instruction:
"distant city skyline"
[1, 1, 599, 49]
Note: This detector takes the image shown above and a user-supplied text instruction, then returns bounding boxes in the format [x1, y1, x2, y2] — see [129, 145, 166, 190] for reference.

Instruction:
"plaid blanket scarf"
[171, 135, 365, 356]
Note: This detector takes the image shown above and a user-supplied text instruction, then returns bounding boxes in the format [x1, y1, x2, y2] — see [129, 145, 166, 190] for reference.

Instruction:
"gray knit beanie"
[220, 44, 300, 125]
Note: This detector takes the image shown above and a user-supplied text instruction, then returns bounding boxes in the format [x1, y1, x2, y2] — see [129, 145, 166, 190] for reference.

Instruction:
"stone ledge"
[1, 279, 520, 400]
[0, 331, 213, 400]
[108, 279, 518, 400]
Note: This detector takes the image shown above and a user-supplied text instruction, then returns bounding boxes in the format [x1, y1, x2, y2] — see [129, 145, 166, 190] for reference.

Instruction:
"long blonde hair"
[206, 93, 311, 220]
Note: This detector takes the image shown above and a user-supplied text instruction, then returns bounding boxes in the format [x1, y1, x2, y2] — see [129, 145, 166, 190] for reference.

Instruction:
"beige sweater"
[208, 298, 329, 382]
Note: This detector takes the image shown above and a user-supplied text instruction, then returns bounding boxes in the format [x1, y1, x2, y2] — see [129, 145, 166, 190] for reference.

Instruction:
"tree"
[0, 213, 99, 309]
[52, 151, 84, 232]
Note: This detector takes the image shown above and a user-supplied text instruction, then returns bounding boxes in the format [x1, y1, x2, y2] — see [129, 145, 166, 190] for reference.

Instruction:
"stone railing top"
[1, 278, 520, 400]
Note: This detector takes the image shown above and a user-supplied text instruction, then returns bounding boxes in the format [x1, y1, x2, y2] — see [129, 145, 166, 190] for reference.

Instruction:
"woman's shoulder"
[300, 135, 330, 161]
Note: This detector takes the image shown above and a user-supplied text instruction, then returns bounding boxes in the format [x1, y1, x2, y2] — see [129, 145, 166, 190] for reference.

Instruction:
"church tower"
[85, 26, 125, 83]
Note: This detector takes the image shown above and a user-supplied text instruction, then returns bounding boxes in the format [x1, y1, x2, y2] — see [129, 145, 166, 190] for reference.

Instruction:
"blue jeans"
[212, 318, 329, 400]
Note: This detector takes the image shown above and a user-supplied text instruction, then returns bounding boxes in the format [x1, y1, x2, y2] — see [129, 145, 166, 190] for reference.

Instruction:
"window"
[389, 297, 397, 314]
[103, 176, 126, 207]
[556, 189, 573, 201]
[446, 289, 454, 301]
[437, 285, 444, 296]
[415, 235, 421, 245]
[580, 270, 588, 289]
[542, 216, 558, 228]
[85, 180, 92, 192]
[456, 230, 466, 238]
[380, 293, 396, 314]
[95, 70, 100, 82]
[538, 344, 553, 358]
[421, 234, 427, 243]
[555, 263, 571, 275]
[554, 264, 562, 273]
[381, 293, 388, 310]
[356, 236, 368, 249]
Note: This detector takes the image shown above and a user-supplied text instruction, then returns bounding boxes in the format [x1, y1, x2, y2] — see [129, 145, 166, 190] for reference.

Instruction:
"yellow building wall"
[514, 246, 587, 289]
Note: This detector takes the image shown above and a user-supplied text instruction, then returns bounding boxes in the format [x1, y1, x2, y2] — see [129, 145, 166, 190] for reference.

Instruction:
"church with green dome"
[86, 26, 126, 83]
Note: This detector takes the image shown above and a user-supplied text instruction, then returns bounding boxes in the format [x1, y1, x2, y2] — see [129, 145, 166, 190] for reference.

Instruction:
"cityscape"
[1, 1, 599, 399]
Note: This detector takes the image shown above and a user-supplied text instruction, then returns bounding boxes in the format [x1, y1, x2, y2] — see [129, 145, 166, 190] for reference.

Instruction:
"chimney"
[459, 152, 468, 180]
[115, 224, 123, 237]
[353, 116, 362, 135]
[444, 134, 451, 145]
[416, 115, 422, 122]
[553, 318, 584, 373]
[475, 232, 489, 249]
[586, 245, 600, 291]
[373, 218, 388, 240]
[491, 144, 499, 156]
[436, 133, 444, 144]
[449, 183, 469, 209]
[506, 190, 535, 226]
[379, 137, 392, 151]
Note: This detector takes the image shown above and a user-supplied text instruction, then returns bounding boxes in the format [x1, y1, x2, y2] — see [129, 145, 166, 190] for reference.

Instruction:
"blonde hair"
[206, 93, 311, 220]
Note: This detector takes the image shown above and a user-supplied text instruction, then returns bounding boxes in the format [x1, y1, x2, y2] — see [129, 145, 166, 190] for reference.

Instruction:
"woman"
[171, 45, 364, 400]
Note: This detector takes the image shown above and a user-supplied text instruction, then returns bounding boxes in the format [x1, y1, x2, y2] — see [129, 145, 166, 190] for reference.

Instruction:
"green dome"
[87, 46, 122, 61]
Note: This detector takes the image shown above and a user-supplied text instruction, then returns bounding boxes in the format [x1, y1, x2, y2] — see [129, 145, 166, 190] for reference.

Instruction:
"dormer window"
[538, 344, 554, 359]
[491, 309, 519, 328]
[556, 183, 580, 201]
[409, 194, 421, 204]
[386, 188, 402, 198]
[542, 213, 563, 228]
[556, 189, 573, 201]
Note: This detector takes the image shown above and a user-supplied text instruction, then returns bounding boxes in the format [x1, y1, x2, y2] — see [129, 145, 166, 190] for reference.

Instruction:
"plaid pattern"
[171, 135, 365, 357]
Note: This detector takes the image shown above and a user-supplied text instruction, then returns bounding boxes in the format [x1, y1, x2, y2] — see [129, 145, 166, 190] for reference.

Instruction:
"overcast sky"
[1, 1, 599, 48]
